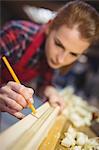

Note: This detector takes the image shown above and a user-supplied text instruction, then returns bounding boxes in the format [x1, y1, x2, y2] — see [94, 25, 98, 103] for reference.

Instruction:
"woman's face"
[45, 25, 90, 69]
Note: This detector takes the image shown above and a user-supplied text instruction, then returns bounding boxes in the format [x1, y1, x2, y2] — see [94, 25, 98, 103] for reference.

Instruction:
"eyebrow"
[55, 37, 65, 50]
[55, 37, 82, 55]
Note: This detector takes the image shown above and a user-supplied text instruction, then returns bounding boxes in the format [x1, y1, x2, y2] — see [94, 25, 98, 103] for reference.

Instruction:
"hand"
[44, 86, 65, 113]
[0, 81, 34, 119]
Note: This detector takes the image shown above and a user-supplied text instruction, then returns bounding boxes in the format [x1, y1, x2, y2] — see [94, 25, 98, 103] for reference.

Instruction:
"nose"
[57, 51, 69, 64]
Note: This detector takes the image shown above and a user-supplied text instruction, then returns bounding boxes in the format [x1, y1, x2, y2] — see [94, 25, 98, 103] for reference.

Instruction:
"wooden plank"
[9, 107, 60, 150]
[9, 107, 53, 150]
[0, 102, 51, 150]
[24, 107, 60, 150]
[0, 102, 60, 150]
[39, 114, 67, 150]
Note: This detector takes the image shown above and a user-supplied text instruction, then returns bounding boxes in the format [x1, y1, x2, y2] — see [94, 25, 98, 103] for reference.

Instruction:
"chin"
[48, 61, 60, 69]
[51, 65, 59, 69]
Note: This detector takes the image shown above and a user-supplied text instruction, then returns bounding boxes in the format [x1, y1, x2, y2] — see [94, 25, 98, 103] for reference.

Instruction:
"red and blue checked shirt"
[0, 20, 54, 87]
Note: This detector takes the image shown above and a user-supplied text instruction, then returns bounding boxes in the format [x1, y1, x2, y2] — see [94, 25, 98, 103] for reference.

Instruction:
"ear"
[45, 19, 53, 35]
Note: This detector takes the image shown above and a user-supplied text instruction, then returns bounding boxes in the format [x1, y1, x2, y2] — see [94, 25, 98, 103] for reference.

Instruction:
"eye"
[70, 52, 78, 57]
[54, 39, 65, 51]
[55, 40, 61, 47]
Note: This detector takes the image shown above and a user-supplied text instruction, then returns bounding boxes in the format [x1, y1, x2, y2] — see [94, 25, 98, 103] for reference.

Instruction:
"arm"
[36, 67, 65, 112]
[44, 85, 65, 112]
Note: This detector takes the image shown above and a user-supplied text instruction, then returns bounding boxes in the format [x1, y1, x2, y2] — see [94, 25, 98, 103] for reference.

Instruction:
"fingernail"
[14, 112, 25, 119]
[29, 97, 34, 103]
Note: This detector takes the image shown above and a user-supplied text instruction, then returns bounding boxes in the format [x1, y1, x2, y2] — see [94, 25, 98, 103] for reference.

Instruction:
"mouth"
[50, 58, 58, 65]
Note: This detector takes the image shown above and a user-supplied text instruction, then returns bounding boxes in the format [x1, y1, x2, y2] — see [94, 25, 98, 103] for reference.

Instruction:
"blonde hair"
[50, 0, 99, 74]
[51, 0, 99, 44]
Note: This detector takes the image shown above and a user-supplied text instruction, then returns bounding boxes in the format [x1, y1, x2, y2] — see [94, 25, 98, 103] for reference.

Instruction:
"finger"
[1, 85, 27, 108]
[3, 105, 17, 113]
[50, 98, 65, 113]
[56, 101, 65, 113]
[7, 81, 26, 95]
[3, 96, 23, 111]
[29, 97, 34, 103]
[49, 100, 59, 108]
[51, 102, 62, 114]
[20, 87, 34, 100]
[12, 112, 25, 119]
[0, 85, 9, 94]
[11, 92, 27, 108]
[0, 102, 7, 112]
[57, 100, 65, 111]
[1, 102, 25, 119]
[48, 96, 58, 106]
[7, 81, 22, 91]
[49, 102, 61, 115]
[7, 81, 34, 104]
[6, 107, 25, 119]
[7, 81, 34, 100]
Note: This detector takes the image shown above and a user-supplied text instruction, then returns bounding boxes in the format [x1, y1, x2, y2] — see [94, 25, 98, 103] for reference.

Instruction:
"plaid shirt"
[0, 20, 54, 87]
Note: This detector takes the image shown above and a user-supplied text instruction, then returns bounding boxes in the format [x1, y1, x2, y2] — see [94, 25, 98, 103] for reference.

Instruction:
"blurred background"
[0, 0, 99, 131]
[1, 0, 99, 25]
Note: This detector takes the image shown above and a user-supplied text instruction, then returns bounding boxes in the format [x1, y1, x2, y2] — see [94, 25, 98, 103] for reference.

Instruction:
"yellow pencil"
[2, 56, 36, 114]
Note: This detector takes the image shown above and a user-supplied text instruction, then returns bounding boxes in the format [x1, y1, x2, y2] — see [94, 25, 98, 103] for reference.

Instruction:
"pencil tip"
[31, 113, 39, 119]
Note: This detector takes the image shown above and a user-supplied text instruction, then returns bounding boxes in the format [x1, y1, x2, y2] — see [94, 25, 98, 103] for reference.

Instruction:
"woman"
[0, 1, 99, 119]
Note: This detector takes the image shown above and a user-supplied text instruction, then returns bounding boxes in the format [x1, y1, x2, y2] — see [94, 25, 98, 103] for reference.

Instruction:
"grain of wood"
[0, 102, 51, 150]
[0, 88, 97, 150]
[39, 115, 67, 150]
